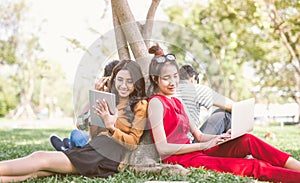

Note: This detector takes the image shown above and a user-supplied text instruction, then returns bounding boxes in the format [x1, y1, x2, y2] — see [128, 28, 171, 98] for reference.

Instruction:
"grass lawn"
[0, 123, 299, 183]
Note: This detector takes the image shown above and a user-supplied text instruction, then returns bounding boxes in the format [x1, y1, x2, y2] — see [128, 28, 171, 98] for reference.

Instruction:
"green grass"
[0, 124, 300, 182]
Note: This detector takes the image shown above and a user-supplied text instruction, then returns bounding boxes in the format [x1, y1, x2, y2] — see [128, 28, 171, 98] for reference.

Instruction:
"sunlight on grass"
[0, 123, 299, 182]
[253, 123, 300, 159]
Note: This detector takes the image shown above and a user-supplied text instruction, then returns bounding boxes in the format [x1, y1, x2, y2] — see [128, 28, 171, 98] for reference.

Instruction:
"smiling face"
[114, 69, 135, 99]
[157, 64, 179, 97]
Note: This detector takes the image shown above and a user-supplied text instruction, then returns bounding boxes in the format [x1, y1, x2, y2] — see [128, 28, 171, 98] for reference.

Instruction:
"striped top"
[175, 80, 216, 128]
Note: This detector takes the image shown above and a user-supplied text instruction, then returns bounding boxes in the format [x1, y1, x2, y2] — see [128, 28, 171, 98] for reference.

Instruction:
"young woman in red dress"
[147, 44, 300, 183]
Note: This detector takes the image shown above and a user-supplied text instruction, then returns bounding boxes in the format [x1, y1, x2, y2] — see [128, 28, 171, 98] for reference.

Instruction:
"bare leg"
[285, 157, 300, 171]
[0, 151, 78, 181]
[0, 171, 55, 183]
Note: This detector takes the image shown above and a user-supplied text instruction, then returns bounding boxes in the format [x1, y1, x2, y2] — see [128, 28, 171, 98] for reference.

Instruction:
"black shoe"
[50, 135, 67, 151]
[63, 138, 70, 149]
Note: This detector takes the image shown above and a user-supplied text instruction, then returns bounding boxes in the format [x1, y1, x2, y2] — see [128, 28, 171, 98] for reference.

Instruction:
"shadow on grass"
[5, 127, 299, 182]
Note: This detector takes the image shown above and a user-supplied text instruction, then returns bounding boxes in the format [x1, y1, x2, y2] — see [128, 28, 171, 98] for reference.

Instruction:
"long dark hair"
[147, 44, 179, 96]
[108, 60, 146, 123]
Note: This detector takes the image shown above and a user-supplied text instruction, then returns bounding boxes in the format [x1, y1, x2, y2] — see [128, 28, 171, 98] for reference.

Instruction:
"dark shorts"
[64, 135, 127, 178]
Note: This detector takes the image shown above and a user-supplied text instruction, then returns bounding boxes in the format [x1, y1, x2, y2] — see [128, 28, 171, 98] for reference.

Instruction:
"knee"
[31, 151, 62, 169]
[210, 110, 229, 122]
[30, 151, 46, 158]
[29, 151, 49, 166]
[70, 129, 78, 137]
[70, 129, 86, 138]
[70, 130, 88, 147]
[243, 133, 255, 139]
[239, 134, 259, 144]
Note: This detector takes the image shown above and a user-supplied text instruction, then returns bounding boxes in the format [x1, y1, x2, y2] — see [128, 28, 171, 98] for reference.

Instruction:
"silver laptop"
[210, 98, 255, 147]
[231, 98, 255, 139]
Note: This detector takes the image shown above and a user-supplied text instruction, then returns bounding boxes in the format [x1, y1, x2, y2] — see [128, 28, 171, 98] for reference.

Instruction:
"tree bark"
[12, 66, 36, 119]
[111, 0, 148, 59]
[111, 2, 130, 60]
[142, 0, 161, 48]
[109, 0, 188, 174]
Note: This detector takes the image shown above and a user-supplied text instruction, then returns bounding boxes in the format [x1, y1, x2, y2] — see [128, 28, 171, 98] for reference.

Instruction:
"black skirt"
[64, 135, 128, 178]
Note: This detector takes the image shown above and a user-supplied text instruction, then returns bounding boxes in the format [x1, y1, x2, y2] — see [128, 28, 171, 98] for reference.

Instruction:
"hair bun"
[148, 43, 164, 56]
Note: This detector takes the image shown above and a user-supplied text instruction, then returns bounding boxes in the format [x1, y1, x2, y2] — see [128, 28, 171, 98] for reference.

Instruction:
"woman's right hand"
[94, 77, 110, 91]
[202, 134, 231, 150]
[201, 138, 218, 150]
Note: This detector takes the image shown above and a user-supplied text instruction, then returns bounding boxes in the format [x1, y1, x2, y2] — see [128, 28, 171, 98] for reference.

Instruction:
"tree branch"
[265, 1, 300, 66]
[111, 2, 130, 60]
[111, 0, 148, 59]
[100, 0, 110, 19]
[143, 0, 161, 48]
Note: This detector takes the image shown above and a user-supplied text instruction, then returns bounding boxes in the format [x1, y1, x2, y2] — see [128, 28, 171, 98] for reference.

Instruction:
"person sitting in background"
[177, 65, 233, 136]
[50, 60, 120, 151]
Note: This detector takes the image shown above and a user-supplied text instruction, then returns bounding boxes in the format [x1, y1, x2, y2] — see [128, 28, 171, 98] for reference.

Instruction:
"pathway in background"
[0, 117, 75, 129]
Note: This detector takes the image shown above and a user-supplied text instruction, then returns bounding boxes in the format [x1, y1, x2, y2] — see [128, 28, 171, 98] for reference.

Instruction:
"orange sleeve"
[111, 100, 148, 150]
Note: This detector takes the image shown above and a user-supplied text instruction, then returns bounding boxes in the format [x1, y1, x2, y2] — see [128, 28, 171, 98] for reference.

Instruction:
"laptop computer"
[210, 98, 255, 147]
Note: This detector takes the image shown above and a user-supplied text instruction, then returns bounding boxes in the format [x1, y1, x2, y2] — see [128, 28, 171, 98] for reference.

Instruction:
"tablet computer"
[89, 89, 116, 127]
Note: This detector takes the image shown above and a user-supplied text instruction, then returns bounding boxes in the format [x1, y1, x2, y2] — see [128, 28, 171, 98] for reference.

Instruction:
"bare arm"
[148, 98, 220, 156]
[189, 121, 219, 143]
[212, 92, 234, 112]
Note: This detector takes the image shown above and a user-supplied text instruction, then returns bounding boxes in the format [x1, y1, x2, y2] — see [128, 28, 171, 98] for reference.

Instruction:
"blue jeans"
[69, 129, 89, 148]
[200, 109, 232, 135]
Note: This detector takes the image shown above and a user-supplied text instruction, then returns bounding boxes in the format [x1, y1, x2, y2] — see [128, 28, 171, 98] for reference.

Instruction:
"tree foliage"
[164, 0, 300, 105]
[0, 0, 72, 118]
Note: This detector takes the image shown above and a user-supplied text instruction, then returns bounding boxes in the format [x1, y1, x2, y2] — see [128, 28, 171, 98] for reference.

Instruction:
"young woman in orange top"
[0, 60, 147, 182]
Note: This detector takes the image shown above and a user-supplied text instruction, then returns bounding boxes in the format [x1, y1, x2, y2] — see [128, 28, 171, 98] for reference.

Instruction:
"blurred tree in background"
[0, 0, 299, 119]
[0, 0, 72, 118]
[164, 0, 300, 108]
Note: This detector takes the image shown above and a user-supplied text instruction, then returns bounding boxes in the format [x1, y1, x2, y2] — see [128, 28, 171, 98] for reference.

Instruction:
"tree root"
[128, 160, 190, 176]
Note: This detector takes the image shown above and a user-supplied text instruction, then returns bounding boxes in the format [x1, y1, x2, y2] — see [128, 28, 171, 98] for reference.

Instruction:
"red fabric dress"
[148, 94, 300, 183]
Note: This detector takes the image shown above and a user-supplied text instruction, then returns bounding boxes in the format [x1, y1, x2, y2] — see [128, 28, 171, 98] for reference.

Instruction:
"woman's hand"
[224, 129, 231, 136]
[201, 137, 219, 150]
[93, 99, 118, 132]
[95, 77, 110, 91]
[202, 132, 231, 150]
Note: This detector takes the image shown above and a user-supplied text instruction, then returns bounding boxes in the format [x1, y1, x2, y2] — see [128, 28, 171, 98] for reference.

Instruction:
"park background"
[0, 0, 300, 182]
[1, 0, 299, 124]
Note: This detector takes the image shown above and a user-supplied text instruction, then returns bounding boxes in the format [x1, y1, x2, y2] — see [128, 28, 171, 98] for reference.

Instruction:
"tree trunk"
[109, 0, 188, 173]
[142, 0, 161, 48]
[111, 0, 148, 59]
[12, 67, 36, 119]
[111, 2, 130, 60]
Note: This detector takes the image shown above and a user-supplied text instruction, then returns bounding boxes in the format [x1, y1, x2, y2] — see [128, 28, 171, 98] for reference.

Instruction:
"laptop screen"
[231, 98, 255, 139]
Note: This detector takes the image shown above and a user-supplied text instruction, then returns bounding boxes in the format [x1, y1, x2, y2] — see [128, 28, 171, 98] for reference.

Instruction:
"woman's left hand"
[215, 132, 231, 144]
[225, 129, 231, 136]
[93, 99, 118, 132]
